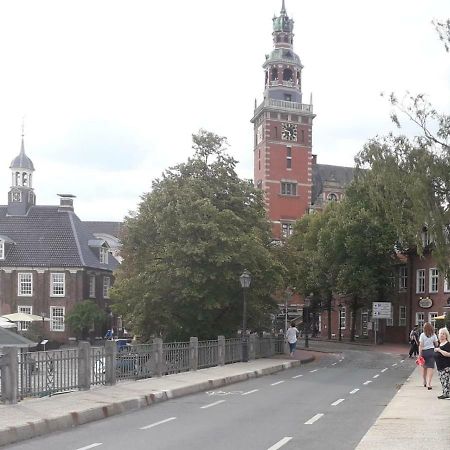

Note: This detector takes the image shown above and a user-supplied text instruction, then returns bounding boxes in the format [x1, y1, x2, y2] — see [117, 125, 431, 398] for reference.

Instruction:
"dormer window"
[327, 193, 338, 202]
[100, 246, 109, 264]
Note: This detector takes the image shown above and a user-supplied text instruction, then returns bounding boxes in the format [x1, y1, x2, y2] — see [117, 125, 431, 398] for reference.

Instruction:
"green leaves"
[112, 130, 282, 341]
[65, 300, 107, 340]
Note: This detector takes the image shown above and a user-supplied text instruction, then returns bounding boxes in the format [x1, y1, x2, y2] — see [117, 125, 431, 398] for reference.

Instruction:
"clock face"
[282, 123, 297, 141]
[12, 191, 21, 202]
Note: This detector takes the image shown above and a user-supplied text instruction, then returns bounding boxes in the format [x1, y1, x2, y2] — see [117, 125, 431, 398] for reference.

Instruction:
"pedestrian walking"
[418, 322, 438, 390]
[433, 327, 450, 399]
[409, 325, 419, 358]
[285, 322, 299, 357]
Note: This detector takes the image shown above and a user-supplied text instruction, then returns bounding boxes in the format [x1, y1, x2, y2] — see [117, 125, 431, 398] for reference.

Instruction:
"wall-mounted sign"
[419, 297, 433, 309]
[372, 302, 392, 319]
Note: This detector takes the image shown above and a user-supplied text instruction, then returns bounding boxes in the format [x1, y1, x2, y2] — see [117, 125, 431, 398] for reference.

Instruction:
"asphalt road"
[7, 347, 415, 450]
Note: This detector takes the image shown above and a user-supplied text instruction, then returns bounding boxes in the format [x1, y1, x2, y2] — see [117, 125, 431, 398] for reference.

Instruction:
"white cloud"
[0, 0, 449, 220]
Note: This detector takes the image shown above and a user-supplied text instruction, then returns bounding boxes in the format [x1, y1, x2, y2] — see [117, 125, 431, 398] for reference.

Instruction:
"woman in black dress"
[434, 327, 450, 399]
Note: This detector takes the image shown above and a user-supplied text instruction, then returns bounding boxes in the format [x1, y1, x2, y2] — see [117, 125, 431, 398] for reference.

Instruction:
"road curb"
[0, 358, 312, 447]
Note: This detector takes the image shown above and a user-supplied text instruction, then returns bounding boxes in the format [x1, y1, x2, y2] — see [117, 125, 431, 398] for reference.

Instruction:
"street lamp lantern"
[304, 293, 313, 349]
[239, 269, 252, 362]
[338, 303, 343, 342]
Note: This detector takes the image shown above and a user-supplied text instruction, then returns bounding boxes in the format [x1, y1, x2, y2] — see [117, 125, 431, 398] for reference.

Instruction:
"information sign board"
[372, 302, 392, 319]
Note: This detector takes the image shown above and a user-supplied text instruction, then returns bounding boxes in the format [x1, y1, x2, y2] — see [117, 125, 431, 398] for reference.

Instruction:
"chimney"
[57, 194, 76, 212]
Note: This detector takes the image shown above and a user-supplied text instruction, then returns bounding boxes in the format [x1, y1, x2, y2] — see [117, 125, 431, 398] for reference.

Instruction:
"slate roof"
[9, 139, 35, 171]
[0, 327, 37, 348]
[0, 206, 119, 270]
[83, 221, 122, 239]
[311, 163, 355, 206]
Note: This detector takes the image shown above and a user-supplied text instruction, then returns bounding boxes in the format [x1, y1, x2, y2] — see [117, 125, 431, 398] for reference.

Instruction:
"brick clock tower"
[251, 1, 315, 239]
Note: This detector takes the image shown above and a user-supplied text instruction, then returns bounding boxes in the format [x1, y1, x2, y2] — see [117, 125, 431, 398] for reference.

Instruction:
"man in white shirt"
[286, 322, 299, 357]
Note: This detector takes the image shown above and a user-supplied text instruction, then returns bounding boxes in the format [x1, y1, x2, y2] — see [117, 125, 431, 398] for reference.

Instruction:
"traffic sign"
[372, 302, 392, 319]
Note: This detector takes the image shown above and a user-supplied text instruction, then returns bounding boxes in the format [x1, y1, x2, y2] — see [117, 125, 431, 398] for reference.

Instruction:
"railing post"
[153, 338, 163, 377]
[105, 340, 117, 385]
[0, 347, 18, 404]
[189, 337, 198, 371]
[78, 341, 91, 391]
[217, 336, 225, 366]
[249, 334, 256, 360]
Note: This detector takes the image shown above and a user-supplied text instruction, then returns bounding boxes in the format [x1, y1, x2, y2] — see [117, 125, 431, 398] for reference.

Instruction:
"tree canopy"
[111, 130, 283, 341]
[65, 300, 106, 340]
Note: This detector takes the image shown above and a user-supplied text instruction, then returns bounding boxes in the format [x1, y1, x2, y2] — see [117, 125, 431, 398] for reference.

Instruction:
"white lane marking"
[392, 363, 397, 367]
[349, 388, 360, 394]
[140, 417, 176, 430]
[267, 437, 293, 450]
[363, 380, 372, 385]
[331, 398, 345, 406]
[373, 374, 379, 379]
[310, 369, 318, 373]
[242, 389, 259, 396]
[200, 400, 225, 409]
[400, 359, 405, 363]
[381, 368, 388, 373]
[292, 374, 303, 379]
[304, 413, 324, 425]
[331, 362, 337, 366]
[271, 381, 285, 386]
[76, 445, 103, 450]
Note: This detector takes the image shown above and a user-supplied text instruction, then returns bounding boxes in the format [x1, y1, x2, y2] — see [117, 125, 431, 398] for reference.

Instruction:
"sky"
[0, 0, 449, 221]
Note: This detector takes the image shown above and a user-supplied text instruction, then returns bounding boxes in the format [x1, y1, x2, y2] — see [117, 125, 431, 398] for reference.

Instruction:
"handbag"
[416, 356, 425, 366]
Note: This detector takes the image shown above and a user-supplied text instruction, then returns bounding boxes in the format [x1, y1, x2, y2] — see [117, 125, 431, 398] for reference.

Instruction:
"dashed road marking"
[305, 413, 324, 425]
[331, 398, 345, 406]
[392, 363, 398, 367]
[242, 389, 259, 396]
[331, 363, 337, 366]
[76, 444, 103, 450]
[140, 417, 176, 430]
[381, 368, 388, 373]
[400, 359, 405, 363]
[201, 400, 225, 409]
[267, 437, 293, 450]
[363, 380, 372, 385]
[373, 374, 379, 379]
[310, 369, 318, 373]
[349, 388, 359, 394]
[292, 374, 303, 379]
[271, 381, 285, 386]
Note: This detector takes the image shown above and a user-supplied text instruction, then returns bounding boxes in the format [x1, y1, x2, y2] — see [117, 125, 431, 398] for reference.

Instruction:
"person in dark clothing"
[434, 327, 450, 399]
[409, 325, 419, 357]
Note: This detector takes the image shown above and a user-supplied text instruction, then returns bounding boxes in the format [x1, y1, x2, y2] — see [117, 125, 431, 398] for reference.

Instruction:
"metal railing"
[1, 335, 285, 403]
[254, 98, 313, 117]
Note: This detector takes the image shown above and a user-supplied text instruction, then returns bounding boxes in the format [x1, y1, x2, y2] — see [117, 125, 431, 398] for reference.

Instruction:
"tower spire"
[20, 118, 25, 155]
[281, 0, 286, 15]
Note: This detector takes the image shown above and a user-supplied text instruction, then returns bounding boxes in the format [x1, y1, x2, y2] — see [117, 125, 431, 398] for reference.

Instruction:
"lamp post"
[284, 288, 292, 335]
[304, 294, 312, 349]
[239, 269, 252, 362]
[40, 312, 46, 334]
[338, 303, 343, 342]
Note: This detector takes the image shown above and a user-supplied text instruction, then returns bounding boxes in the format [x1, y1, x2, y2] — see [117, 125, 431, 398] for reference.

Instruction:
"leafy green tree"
[112, 130, 283, 341]
[66, 300, 106, 340]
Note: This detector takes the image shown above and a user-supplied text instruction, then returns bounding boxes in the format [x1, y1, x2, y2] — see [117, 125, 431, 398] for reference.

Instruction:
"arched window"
[15, 172, 21, 186]
[327, 193, 338, 202]
[22, 172, 28, 186]
[283, 68, 293, 81]
[271, 67, 278, 81]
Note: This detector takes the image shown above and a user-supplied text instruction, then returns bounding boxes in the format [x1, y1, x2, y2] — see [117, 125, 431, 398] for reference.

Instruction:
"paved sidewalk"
[0, 351, 313, 447]
[356, 366, 450, 449]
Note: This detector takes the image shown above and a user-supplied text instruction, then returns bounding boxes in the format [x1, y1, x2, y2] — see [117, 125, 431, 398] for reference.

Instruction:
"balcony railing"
[254, 98, 313, 117]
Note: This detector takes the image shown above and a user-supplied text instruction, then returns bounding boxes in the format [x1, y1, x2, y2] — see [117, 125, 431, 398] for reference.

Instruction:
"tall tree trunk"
[350, 297, 358, 342]
[327, 293, 332, 340]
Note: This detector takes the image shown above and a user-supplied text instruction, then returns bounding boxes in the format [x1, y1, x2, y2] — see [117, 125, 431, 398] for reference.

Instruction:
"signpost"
[372, 302, 392, 345]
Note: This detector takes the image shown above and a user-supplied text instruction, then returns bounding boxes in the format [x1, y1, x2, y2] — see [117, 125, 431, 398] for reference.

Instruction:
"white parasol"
[1, 312, 51, 322]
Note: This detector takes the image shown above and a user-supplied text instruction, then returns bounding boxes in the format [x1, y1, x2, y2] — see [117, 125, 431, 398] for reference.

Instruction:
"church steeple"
[7, 129, 36, 216]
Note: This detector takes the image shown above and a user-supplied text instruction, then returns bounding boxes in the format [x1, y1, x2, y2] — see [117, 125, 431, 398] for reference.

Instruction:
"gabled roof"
[0, 327, 37, 348]
[83, 221, 122, 239]
[0, 205, 119, 270]
[312, 163, 355, 206]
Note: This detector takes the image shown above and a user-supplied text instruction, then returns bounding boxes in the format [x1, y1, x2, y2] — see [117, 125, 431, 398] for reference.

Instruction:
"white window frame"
[429, 268, 439, 293]
[18, 272, 33, 296]
[17, 305, 32, 331]
[281, 182, 297, 196]
[339, 306, 346, 329]
[99, 247, 109, 264]
[399, 306, 407, 327]
[281, 222, 294, 238]
[50, 306, 65, 332]
[89, 275, 96, 298]
[429, 312, 438, 331]
[386, 310, 394, 327]
[444, 277, 450, 293]
[103, 276, 111, 299]
[50, 273, 65, 297]
[416, 269, 425, 294]
[398, 266, 407, 291]
[416, 312, 425, 333]
[0, 240, 4, 260]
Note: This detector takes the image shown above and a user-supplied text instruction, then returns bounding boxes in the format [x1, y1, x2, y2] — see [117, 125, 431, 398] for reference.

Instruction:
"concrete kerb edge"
[0, 358, 313, 447]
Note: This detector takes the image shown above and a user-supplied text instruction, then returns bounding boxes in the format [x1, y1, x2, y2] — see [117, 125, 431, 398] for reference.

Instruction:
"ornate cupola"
[7, 133, 36, 216]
